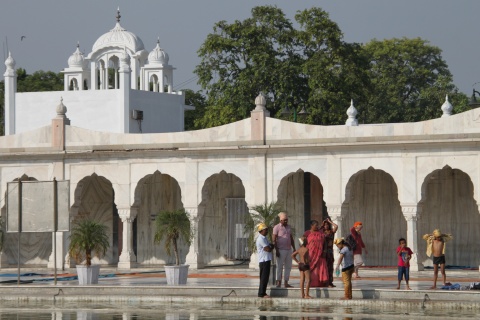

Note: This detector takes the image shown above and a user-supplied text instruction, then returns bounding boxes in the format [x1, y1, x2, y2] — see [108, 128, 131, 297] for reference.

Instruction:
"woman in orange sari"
[303, 220, 329, 287]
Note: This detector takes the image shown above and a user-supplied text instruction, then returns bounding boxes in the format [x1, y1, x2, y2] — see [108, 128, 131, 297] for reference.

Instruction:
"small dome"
[92, 10, 145, 54]
[148, 39, 169, 65]
[68, 43, 85, 68]
[5, 51, 15, 69]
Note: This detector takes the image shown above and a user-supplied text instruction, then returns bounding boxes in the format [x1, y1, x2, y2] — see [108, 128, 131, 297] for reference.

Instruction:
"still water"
[0, 302, 477, 320]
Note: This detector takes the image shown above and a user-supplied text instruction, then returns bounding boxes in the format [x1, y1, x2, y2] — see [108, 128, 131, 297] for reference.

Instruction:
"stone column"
[118, 207, 138, 269]
[402, 205, 424, 271]
[90, 61, 97, 90]
[48, 232, 65, 269]
[327, 204, 344, 262]
[185, 207, 202, 269]
[118, 52, 131, 133]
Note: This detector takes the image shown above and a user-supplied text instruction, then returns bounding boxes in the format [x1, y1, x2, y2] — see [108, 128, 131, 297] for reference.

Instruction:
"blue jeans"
[398, 266, 409, 281]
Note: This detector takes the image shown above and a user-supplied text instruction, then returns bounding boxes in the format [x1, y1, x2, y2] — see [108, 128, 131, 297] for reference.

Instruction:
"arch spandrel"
[130, 163, 186, 208]
[271, 159, 327, 201]
[276, 170, 326, 236]
[340, 159, 403, 203]
[416, 157, 480, 206]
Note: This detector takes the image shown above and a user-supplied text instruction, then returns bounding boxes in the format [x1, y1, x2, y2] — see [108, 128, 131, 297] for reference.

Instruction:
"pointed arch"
[342, 167, 404, 266]
[277, 169, 326, 237]
[198, 170, 246, 265]
[417, 165, 480, 267]
[70, 173, 118, 265]
[133, 170, 184, 265]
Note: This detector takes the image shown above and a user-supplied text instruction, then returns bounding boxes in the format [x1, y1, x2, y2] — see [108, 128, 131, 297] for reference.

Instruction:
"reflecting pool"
[0, 302, 477, 319]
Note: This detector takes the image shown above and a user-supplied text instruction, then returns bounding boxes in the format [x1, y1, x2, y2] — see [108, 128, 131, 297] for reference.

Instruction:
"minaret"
[4, 52, 16, 135]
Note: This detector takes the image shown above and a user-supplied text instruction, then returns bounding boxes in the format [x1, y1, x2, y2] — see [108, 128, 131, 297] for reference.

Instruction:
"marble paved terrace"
[0, 265, 478, 291]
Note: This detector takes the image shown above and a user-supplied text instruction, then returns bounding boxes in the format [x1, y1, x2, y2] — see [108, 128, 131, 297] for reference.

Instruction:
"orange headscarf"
[353, 221, 363, 228]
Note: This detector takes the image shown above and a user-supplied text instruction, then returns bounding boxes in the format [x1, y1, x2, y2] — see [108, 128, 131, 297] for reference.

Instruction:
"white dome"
[148, 39, 169, 65]
[68, 44, 85, 68]
[92, 22, 145, 54]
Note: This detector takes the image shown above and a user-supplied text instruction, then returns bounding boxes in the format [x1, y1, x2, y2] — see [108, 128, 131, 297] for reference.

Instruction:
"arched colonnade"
[1, 156, 479, 271]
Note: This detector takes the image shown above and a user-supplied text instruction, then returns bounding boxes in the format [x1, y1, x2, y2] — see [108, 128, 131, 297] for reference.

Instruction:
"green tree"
[195, 6, 304, 127]
[362, 37, 469, 123]
[195, 7, 469, 128]
[183, 89, 207, 131]
[16, 68, 63, 92]
[295, 8, 371, 125]
[195, 6, 370, 127]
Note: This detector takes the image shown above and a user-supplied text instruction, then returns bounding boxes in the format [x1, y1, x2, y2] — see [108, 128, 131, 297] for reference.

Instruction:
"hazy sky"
[0, 0, 478, 96]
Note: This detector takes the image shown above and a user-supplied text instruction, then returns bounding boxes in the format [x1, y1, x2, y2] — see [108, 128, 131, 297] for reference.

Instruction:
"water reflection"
[0, 303, 477, 320]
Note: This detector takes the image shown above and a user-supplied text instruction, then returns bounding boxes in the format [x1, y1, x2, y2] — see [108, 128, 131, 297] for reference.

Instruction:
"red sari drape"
[306, 230, 329, 287]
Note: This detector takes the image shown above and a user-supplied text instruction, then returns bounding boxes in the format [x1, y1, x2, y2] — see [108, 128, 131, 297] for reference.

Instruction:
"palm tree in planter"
[244, 202, 282, 251]
[154, 208, 193, 285]
[68, 219, 110, 285]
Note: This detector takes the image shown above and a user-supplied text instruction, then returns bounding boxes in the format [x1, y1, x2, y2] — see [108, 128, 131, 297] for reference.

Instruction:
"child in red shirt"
[396, 238, 413, 290]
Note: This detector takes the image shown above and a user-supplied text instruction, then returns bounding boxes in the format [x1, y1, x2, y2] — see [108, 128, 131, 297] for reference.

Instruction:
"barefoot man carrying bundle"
[423, 229, 453, 289]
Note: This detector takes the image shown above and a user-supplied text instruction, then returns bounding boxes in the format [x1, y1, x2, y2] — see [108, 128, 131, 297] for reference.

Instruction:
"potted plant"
[154, 208, 193, 285]
[68, 219, 109, 285]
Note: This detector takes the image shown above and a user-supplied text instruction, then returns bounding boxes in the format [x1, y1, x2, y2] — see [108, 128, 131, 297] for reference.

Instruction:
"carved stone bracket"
[118, 207, 138, 221]
[326, 204, 344, 222]
[401, 205, 420, 220]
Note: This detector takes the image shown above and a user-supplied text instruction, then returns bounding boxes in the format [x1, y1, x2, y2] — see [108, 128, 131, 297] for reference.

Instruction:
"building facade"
[3, 9, 193, 136]
[0, 93, 478, 271]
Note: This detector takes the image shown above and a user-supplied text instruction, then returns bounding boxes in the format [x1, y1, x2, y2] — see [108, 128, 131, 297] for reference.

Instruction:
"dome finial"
[116, 7, 121, 23]
[345, 99, 358, 126]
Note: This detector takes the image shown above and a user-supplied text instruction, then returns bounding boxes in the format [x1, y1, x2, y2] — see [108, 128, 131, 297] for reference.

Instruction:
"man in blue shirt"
[256, 223, 274, 298]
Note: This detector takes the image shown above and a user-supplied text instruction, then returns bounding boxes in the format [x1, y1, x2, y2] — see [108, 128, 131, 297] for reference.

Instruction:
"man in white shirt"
[256, 223, 273, 298]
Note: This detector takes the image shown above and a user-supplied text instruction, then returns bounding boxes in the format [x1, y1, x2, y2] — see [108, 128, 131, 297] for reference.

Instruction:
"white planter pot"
[164, 264, 189, 285]
[76, 265, 100, 285]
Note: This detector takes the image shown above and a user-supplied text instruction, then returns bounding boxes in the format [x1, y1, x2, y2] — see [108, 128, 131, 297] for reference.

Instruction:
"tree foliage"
[154, 209, 193, 265]
[184, 89, 207, 131]
[363, 37, 469, 123]
[244, 202, 283, 251]
[68, 219, 110, 266]
[194, 6, 468, 127]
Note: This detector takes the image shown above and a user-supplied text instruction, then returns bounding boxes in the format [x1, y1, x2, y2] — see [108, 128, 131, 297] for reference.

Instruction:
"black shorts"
[298, 263, 310, 271]
[433, 255, 445, 265]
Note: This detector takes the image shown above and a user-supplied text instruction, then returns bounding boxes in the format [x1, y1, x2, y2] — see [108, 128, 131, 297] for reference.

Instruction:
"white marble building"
[2, 10, 479, 272]
[3, 9, 193, 136]
[0, 89, 479, 271]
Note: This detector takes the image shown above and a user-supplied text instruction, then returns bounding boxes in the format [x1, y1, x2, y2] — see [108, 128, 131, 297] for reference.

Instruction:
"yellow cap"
[257, 223, 268, 232]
